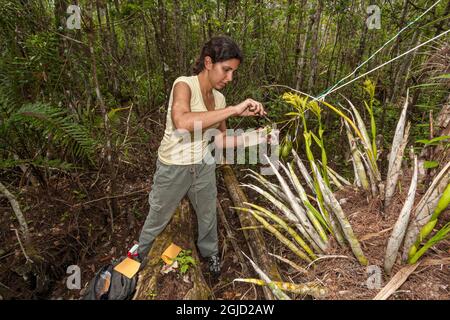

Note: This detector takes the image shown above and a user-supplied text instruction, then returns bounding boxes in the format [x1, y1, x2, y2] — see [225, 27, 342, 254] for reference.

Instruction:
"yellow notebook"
[113, 257, 141, 279]
[161, 243, 182, 265]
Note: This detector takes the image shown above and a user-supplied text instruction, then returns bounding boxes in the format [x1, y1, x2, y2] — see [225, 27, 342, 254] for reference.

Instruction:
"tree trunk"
[307, 0, 323, 94]
[173, 0, 186, 74]
[390, 29, 421, 103]
[295, 1, 314, 91]
[133, 199, 211, 300]
[103, 0, 120, 97]
[150, 0, 171, 94]
[86, 4, 118, 231]
[281, 0, 294, 82]
[293, 0, 307, 86]
[325, 12, 343, 89]
[221, 165, 282, 300]
[385, 0, 409, 105]
[0, 181, 30, 242]
[354, 21, 369, 76]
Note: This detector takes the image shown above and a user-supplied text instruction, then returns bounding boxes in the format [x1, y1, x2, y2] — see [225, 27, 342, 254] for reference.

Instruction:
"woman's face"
[205, 57, 240, 90]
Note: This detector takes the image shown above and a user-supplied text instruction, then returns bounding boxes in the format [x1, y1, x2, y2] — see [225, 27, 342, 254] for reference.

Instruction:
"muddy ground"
[1, 114, 448, 300]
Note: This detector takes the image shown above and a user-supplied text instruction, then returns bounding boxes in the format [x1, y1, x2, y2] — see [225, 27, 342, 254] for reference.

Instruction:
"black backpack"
[82, 257, 137, 300]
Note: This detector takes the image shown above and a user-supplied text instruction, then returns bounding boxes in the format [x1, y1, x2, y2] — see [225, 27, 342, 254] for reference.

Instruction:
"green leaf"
[284, 112, 300, 117]
[7, 102, 97, 161]
[427, 136, 450, 144]
[423, 161, 439, 169]
[409, 83, 440, 89]
[416, 135, 450, 145]
[107, 106, 130, 122]
[430, 74, 450, 80]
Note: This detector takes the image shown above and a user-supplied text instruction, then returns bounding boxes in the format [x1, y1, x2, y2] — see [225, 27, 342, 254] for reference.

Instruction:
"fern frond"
[7, 102, 97, 160]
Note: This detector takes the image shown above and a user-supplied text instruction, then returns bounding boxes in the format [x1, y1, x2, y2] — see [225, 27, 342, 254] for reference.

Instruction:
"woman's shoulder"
[171, 76, 199, 101]
[171, 76, 196, 96]
[173, 75, 196, 87]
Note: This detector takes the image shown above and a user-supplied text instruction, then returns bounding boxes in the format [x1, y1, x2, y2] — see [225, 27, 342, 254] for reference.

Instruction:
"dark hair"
[192, 36, 243, 75]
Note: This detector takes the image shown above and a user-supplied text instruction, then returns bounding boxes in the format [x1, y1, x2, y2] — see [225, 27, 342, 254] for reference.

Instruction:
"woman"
[137, 36, 266, 276]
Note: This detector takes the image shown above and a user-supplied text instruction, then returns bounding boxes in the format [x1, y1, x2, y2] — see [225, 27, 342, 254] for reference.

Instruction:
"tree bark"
[325, 12, 343, 88]
[281, 0, 294, 82]
[150, 0, 171, 94]
[86, 4, 118, 230]
[221, 165, 282, 300]
[295, 1, 314, 91]
[173, 0, 186, 74]
[0, 181, 30, 241]
[390, 29, 421, 102]
[103, 0, 120, 98]
[133, 199, 211, 300]
[307, 0, 323, 94]
[293, 0, 307, 86]
[385, 0, 409, 105]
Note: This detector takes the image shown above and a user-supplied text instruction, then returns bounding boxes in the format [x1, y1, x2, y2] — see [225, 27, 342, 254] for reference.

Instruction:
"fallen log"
[0, 181, 30, 241]
[217, 199, 251, 276]
[133, 198, 211, 300]
[221, 165, 282, 300]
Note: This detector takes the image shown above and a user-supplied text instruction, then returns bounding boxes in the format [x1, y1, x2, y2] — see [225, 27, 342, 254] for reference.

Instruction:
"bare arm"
[214, 120, 273, 150]
[171, 82, 266, 132]
[214, 120, 245, 149]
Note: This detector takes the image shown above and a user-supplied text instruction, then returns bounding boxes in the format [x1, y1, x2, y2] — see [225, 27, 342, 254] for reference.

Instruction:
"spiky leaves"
[384, 154, 418, 275]
[408, 183, 450, 262]
[234, 278, 327, 299]
[344, 121, 369, 190]
[241, 251, 291, 300]
[265, 155, 328, 252]
[385, 91, 411, 208]
[312, 162, 368, 265]
[402, 161, 450, 260]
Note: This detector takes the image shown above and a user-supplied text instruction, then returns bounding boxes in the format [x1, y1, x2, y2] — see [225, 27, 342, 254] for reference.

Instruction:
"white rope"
[319, 29, 450, 98]
[317, 0, 442, 100]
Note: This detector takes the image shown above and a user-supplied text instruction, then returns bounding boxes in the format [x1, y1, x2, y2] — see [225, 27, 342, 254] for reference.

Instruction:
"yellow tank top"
[157, 75, 227, 165]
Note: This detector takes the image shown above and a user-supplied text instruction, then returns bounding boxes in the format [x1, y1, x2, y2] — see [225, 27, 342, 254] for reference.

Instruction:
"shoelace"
[209, 256, 220, 271]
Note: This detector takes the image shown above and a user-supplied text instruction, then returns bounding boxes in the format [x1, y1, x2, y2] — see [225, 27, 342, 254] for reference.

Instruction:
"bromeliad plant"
[408, 221, 450, 264]
[402, 161, 450, 261]
[407, 182, 450, 264]
[282, 82, 382, 197]
[282, 92, 331, 189]
[235, 81, 447, 282]
[238, 140, 366, 266]
[237, 150, 368, 265]
[234, 89, 371, 266]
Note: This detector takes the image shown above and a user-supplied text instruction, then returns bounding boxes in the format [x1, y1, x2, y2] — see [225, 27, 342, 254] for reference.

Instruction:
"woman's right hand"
[233, 98, 266, 117]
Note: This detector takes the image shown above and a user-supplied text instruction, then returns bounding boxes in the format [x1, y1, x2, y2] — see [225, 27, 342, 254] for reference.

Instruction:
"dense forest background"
[2, 0, 449, 176]
[0, 0, 449, 299]
[2, 0, 449, 171]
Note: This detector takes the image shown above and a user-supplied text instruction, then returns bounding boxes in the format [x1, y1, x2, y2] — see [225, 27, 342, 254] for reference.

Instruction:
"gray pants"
[138, 158, 218, 259]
